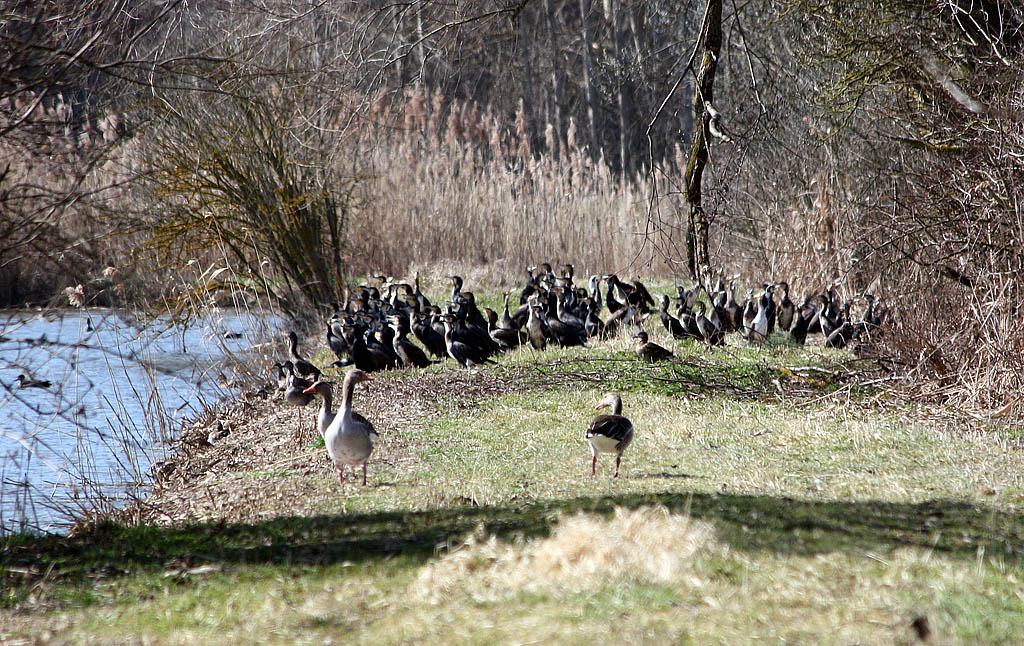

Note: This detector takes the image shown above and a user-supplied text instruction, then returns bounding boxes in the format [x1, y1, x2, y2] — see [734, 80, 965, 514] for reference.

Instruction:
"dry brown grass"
[412, 506, 714, 604]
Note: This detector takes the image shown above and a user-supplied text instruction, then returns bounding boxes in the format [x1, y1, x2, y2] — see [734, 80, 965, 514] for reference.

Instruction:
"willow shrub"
[142, 72, 354, 314]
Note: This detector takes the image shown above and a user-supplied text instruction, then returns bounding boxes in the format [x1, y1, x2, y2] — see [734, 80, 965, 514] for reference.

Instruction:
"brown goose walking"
[585, 392, 634, 478]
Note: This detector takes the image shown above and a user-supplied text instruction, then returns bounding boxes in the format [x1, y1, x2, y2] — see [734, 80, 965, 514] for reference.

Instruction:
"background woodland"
[1, 0, 1022, 410]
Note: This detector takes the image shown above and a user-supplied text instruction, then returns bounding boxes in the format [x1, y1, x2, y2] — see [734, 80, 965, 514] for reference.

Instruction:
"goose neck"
[340, 376, 358, 413]
[320, 386, 334, 416]
[609, 396, 623, 416]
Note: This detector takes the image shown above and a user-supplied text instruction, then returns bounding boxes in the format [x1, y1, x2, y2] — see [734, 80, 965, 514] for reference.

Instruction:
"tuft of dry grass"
[412, 506, 713, 603]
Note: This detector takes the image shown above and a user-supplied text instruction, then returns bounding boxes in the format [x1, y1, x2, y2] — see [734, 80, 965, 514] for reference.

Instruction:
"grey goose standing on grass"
[304, 369, 379, 485]
[585, 392, 634, 478]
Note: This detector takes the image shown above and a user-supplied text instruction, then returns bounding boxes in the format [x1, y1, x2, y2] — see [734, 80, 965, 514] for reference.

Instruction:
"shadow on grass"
[3, 491, 1022, 603]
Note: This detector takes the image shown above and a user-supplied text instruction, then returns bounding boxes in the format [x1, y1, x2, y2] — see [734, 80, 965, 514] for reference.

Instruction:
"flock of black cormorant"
[270, 264, 890, 395]
[275, 262, 886, 379]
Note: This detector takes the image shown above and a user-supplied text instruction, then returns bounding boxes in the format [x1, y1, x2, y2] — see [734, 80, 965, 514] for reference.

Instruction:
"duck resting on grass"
[633, 330, 674, 362]
[303, 369, 379, 486]
[585, 392, 634, 478]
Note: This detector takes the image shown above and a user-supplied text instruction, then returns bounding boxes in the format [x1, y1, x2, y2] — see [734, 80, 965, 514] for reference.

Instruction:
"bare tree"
[683, 0, 723, 279]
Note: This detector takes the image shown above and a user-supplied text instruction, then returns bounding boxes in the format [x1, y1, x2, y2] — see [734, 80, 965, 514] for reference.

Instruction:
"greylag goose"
[585, 392, 634, 478]
[304, 369, 379, 485]
[16, 374, 51, 389]
[302, 380, 337, 436]
[287, 331, 322, 379]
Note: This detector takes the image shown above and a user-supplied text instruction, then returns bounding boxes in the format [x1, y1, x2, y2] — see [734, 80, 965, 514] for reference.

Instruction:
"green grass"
[3, 337, 1024, 644]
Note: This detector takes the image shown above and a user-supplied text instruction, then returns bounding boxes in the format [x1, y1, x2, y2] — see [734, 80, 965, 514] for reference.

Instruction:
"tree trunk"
[684, 0, 722, 280]
[543, 0, 564, 157]
[578, 0, 600, 156]
[519, 6, 536, 151]
[416, 8, 427, 85]
[612, 0, 628, 174]
[393, 6, 407, 87]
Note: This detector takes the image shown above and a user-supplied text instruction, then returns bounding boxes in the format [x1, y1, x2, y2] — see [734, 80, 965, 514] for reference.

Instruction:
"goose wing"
[349, 411, 379, 443]
[586, 414, 633, 444]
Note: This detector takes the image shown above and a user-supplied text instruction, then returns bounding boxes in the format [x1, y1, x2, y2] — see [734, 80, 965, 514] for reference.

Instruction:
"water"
[0, 308, 282, 535]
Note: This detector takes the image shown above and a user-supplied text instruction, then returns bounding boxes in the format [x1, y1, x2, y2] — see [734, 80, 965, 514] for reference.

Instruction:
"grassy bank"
[3, 334, 1024, 644]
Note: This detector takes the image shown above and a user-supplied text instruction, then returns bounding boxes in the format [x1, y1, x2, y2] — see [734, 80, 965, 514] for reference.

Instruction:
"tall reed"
[344, 88, 687, 282]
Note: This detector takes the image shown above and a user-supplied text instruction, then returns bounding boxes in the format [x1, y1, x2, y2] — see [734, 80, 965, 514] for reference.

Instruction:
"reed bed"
[345, 89, 687, 281]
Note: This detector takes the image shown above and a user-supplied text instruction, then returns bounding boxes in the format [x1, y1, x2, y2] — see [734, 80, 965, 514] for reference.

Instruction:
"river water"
[0, 308, 280, 535]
